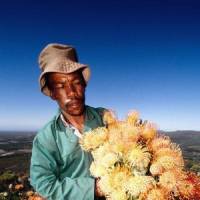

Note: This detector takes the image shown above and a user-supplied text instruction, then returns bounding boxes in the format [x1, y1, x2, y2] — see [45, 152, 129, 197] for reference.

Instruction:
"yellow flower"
[99, 166, 131, 195]
[124, 176, 155, 198]
[159, 170, 184, 192]
[149, 163, 164, 176]
[122, 124, 140, 145]
[159, 170, 194, 198]
[141, 187, 169, 200]
[108, 119, 140, 153]
[150, 152, 184, 176]
[110, 166, 131, 190]
[126, 111, 139, 125]
[91, 143, 111, 161]
[80, 127, 108, 151]
[125, 144, 151, 172]
[108, 190, 128, 200]
[108, 122, 132, 154]
[150, 141, 184, 176]
[90, 162, 107, 177]
[154, 144, 182, 158]
[140, 123, 157, 141]
[149, 136, 171, 152]
[99, 174, 112, 195]
[91, 152, 119, 177]
[176, 180, 194, 198]
[100, 152, 119, 168]
[150, 156, 183, 176]
[103, 110, 117, 125]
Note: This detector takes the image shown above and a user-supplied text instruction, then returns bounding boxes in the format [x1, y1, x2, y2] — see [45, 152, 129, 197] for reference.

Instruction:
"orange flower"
[28, 194, 46, 200]
[14, 184, 24, 190]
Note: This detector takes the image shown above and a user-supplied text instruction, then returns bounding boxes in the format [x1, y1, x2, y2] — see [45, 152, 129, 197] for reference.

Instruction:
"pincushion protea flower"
[80, 110, 200, 200]
[140, 187, 170, 200]
[79, 127, 108, 151]
[99, 166, 131, 196]
[179, 172, 200, 199]
[125, 144, 151, 173]
[90, 152, 120, 177]
[158, 169, 186, 192]
[124, 175, 156, 198]
[150, 153, 184, 176]
[140, 123, 157, 141]
[150, 137, 184, 175]
[149, 135, 172, 152]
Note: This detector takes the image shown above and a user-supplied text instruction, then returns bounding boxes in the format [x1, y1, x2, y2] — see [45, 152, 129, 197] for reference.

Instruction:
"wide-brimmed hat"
[38, 43, 90, 96]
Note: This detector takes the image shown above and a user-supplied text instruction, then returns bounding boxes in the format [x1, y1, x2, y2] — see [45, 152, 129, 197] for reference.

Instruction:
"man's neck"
[61, 109, 85, 133]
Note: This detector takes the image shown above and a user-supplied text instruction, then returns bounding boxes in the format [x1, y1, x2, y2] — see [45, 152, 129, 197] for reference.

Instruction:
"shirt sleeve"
[30, 137, 95, 200]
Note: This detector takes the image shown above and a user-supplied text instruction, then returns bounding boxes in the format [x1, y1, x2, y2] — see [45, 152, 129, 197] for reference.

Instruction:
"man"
[30, 43, 105, 200]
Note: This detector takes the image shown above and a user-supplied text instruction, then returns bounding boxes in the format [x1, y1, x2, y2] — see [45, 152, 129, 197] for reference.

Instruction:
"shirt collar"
[60, 113, 70, 128]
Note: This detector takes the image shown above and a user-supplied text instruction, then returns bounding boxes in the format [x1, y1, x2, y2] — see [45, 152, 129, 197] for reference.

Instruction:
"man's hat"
[38, 43, 90, 96]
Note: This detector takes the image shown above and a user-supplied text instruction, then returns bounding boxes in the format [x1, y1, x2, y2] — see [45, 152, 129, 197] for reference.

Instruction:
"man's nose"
[66, 84, 76, 97]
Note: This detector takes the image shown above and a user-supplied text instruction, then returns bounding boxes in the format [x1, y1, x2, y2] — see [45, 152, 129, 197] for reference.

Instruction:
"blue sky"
[0, 0, 200, 131]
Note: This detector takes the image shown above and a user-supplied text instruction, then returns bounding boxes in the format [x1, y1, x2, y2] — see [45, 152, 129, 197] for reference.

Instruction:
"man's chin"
[68, 111, 84, 116]
[66, 106, 85, 116]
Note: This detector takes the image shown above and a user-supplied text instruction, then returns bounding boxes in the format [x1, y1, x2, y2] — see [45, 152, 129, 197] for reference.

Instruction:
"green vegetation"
[185, 159, 200, 173]
[0, 171, 16, 182]
[0, 170, 36, 200]
[0, 153, 31, 174]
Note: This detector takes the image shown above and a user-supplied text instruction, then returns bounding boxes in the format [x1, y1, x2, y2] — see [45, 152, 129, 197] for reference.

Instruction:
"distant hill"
[160, 130, 200, 147]
[0, 131, 36, 136]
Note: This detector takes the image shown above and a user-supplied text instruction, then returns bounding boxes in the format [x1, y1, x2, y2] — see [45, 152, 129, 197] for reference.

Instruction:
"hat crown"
[39, 43, 78, 71]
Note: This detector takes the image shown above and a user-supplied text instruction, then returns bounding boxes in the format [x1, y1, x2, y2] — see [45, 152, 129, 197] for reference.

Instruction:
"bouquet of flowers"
[80, 111, 200, 200]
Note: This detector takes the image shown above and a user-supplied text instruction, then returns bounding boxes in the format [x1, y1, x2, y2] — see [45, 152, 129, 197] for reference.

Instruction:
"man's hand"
[95, 178, 104, 197]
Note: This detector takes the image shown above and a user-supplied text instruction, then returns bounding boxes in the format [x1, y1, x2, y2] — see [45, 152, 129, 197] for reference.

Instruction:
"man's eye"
[54, 84, 64, 89]
[74, 80, 81, 85]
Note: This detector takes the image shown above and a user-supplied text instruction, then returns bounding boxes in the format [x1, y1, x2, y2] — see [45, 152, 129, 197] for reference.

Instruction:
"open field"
[0, 131, 35, 174]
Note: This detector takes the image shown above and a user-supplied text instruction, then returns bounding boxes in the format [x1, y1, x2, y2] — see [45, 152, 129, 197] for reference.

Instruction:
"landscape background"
[0, 130, 200, 199]
[1, 130, 200, 175]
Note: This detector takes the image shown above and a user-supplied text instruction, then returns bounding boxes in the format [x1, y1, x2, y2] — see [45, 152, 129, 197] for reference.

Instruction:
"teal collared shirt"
[30, 105, 106, 200]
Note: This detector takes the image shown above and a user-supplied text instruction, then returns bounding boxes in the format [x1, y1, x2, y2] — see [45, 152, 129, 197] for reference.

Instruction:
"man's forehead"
[47, 71, 81, 81]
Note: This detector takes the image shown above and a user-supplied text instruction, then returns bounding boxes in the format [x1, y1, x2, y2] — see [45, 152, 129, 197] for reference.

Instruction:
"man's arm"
[30, 137, 95, 200]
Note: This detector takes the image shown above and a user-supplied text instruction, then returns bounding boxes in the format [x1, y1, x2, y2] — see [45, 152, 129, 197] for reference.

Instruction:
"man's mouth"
[65, 98, 83, 108]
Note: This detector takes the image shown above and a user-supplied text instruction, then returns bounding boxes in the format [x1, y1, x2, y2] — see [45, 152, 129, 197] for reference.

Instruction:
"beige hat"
[38, 43, 90, 96]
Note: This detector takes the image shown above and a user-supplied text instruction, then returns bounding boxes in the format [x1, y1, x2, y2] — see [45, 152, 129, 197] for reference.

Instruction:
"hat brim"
[39, 61, 90, 96]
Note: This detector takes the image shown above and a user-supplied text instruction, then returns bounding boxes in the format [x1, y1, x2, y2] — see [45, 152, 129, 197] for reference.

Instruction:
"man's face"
[47, 71, 86, 116]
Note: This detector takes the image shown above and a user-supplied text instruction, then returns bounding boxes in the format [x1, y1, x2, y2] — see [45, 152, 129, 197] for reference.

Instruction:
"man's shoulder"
[86, 105, 109, 127]
[86, 105, 108, 116]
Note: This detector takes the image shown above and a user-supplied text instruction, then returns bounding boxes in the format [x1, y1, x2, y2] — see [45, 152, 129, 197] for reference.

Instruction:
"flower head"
[141, 187, 170, 200]
[126, 111, 139, 125]
[80, 127, 108, 151]
[149, 136, 171, 152]
[125, 144, 151, 172]
[140, 123, 157, 141]
[124, 176, 156, 198]
[103, 110, 117, 125]
[99, 166, 131, 195]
